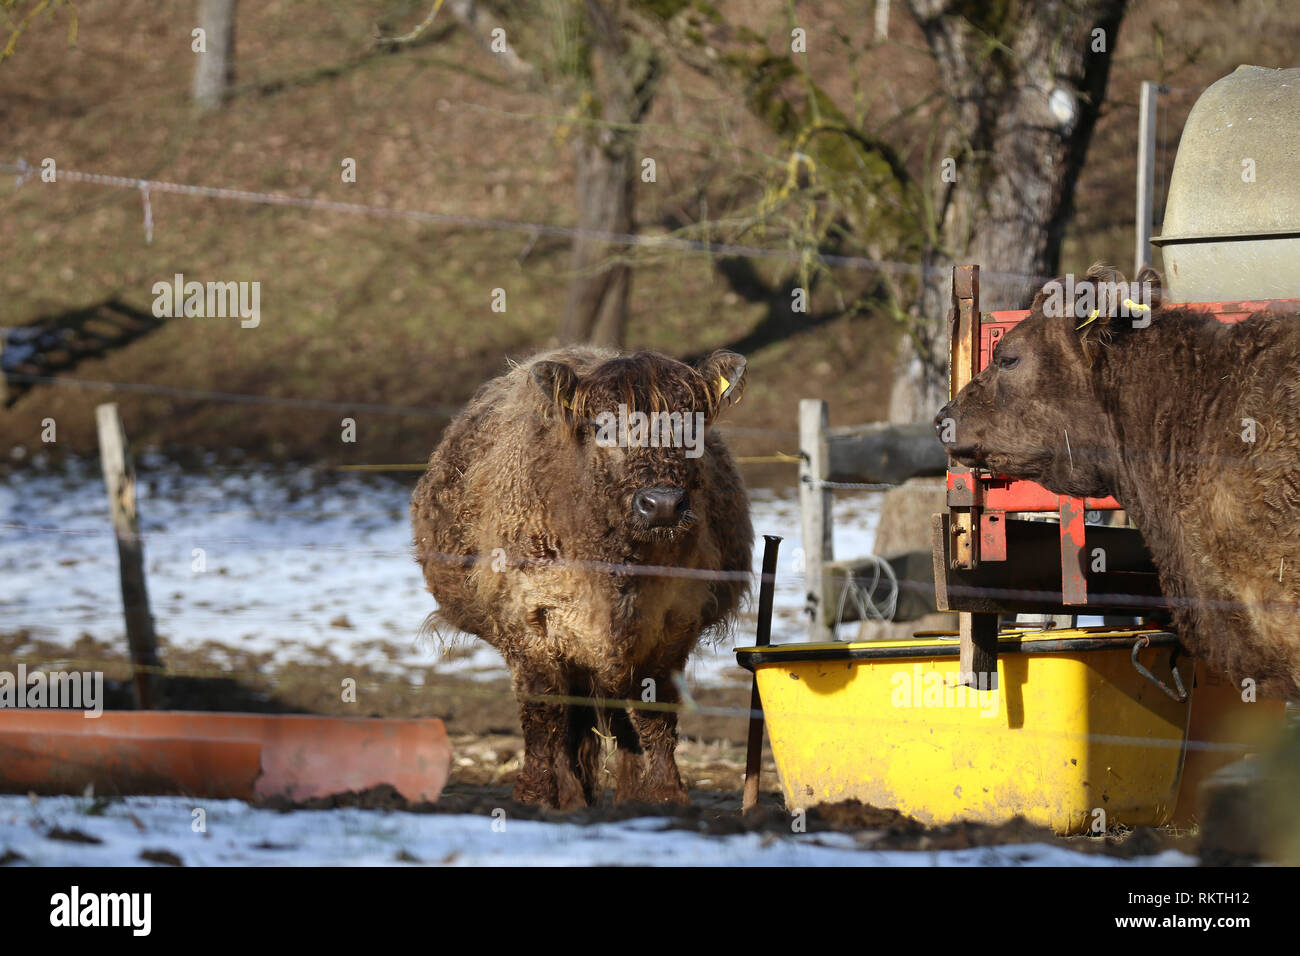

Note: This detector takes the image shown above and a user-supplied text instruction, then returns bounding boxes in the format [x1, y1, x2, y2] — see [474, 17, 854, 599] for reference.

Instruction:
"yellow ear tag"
[716, 374, 731, 399]
[1123, 298, 1151, 314]
[560, 394, 573, 410]
[1076, 308, 1100, 331]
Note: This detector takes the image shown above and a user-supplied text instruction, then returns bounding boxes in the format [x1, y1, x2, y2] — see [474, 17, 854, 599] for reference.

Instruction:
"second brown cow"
[936, 264, 1300, 699]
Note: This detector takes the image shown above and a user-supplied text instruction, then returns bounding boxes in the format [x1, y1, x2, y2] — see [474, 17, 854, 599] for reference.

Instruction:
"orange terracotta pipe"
[0, 710, 451, 802]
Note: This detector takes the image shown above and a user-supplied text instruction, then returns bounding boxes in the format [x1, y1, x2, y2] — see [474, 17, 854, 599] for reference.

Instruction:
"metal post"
[1135, 81, 1158, 275]
[742, 535, 782, 814]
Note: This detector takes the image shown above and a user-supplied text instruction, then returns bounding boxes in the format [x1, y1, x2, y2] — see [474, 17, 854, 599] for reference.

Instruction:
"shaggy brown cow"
[412, 347, 753, 808]
[935, 264, 1300, 699]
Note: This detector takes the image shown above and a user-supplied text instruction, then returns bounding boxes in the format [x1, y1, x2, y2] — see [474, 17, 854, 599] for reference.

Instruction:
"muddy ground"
[1, 629, 1205, 861]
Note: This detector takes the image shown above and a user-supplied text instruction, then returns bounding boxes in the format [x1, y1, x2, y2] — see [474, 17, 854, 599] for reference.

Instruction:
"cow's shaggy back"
[938, 265, 1300, 699]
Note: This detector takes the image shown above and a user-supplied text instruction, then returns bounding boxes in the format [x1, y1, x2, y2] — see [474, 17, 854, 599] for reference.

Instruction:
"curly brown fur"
[412, 347, 753, 807]
[938, 265, 1300, 698]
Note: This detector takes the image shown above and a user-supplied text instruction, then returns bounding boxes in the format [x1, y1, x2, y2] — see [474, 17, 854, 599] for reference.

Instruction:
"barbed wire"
[1, 159, 1056, 285]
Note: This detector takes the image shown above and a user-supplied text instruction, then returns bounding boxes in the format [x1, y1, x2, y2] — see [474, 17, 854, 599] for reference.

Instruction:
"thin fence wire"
[0, 368, 800, 438]
[2, 371, 463, 419]
[0, 89, 1285, 755]
[5, 515, 1299, 620]
[807, 477, 899, 491]
[1, 159, 1057, 285]
[0, 646, 1273, 755]
[2, 497, 1286, 752]
[3, 68, 1281, 770]
[0, 154, 1188, 442]
[6, 354, 1288, 474]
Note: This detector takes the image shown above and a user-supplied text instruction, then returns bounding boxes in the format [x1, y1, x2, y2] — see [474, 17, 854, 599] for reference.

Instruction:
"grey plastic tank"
[1151, 65, 1300, 303]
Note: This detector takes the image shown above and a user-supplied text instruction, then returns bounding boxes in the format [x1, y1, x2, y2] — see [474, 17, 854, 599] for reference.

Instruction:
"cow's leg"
[512, 695, 561, 807]
[510, 667, 588, 809]
[564, 687, 605, 806]
[610, 708, 647, 803]
[614, 672, 688, 805]
[628, 708, 689, 805]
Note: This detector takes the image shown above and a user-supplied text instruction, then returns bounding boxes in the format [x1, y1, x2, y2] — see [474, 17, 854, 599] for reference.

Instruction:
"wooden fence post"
[948, 266, 999, 688]
[799, 399, 835, 641]
[96, 403, 162, 709]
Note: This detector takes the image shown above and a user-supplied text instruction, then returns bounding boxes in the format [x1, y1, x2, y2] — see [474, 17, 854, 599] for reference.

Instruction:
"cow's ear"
[531, 360, 579, 419]
[1135, 265, 1163, 311]
[1068, 263, 1127, 365]
[1030, 278, 1065, 315]
[696, 350, 746, 415]
[1084, 262, 1127, 321]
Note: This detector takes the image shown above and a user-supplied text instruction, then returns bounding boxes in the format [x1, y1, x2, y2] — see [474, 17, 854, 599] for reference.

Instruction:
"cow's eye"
[996, 352, 1020, 370]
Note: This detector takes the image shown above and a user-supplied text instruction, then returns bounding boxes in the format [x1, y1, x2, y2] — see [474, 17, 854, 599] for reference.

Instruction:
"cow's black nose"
[634, 486, 688, 527]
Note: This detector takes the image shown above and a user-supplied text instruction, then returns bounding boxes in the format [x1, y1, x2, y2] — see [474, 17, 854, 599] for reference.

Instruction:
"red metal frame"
[980, 300, 1300, 372]
[954, 296, 1300, 605]
[948, 473, 1120, 513]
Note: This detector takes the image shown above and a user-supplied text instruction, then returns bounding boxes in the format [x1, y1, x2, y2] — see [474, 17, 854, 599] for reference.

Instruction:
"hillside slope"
[1, 0, 1295, 473]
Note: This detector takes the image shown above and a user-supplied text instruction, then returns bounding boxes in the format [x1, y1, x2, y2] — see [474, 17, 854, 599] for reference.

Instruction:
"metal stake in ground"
[742, 534, 782, 814]
[96, 403, 162, 709]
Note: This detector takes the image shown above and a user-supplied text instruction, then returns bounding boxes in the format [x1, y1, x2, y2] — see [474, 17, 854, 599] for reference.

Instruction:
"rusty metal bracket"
[980, 509, 1007, 561]
[1131, 636, 1188, 703]
[949, 511, 976, 569]
[946, 471, 976, 507]
[1059, 496, 1088, 604]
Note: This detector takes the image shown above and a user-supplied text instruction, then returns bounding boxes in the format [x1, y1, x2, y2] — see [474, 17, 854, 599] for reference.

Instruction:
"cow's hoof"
[614, 784, 689, 806]
[512, 775, 553, 806]
[654, 786, 690, 806]
[555, 774, 589, 811]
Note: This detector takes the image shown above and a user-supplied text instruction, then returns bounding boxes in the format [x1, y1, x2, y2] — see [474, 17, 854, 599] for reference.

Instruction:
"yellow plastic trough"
[736, 627, 1285, 835]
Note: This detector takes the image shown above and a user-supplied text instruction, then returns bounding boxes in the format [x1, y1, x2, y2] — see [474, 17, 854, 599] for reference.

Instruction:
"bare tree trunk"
[889, 0, 1128, 423]
[559, 2, 660, 348]
[562, 132, 638, 347]
[888, 247, 955, 425]
[193, 0, 236, 110]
